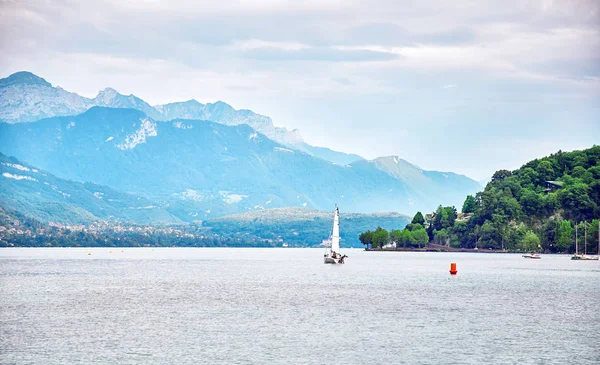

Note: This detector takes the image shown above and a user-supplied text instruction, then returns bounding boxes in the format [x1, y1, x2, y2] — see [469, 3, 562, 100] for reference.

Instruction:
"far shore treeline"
[359, 146, 600, 253]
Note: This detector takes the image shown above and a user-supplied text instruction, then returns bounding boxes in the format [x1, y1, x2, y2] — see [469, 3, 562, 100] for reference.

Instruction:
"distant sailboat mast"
[584, 222, 587, 256]
[575, 224, 578, 256]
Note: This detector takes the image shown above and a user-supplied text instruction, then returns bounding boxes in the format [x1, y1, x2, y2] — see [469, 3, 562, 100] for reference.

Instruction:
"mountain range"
[0, 71, 360, 165]
[0, 71, 481, 223]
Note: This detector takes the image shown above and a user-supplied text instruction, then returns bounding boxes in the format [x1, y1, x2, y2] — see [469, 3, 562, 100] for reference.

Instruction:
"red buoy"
[449, 262, 458, 275]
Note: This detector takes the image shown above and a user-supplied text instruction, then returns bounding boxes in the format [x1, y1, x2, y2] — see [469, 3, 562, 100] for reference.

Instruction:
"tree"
[453, 221, 469, 244]
[558, 183, 596, 221]
[390, 229, 402, 245]
[518, 168, 539, 189]
[398, 229, 415, 247]
[433, 206, 457, 231]
[359, 230, 373, 246]
[433, 229, 449, 246]
[492, 169, 512, 182]
[371, 227, 389, 249]
[572, 166, 586, 179]
[555, 220, 573, 252]
[520, 230, 541, 252]
[519, 188, 541, 218]
[536, 160, 555, 184]
[479, 220, 500, 249]
[462, 195, 476, 214]
[411, 211, 425, 225]
[405, 223, 424, 231]
[541, 219, 557, 252]
[587, 219, 600, 255]
[412, 228, 429, 248]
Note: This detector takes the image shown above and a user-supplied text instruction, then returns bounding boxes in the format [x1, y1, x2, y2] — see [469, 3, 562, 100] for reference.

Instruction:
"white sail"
[331, 206, 340, 253]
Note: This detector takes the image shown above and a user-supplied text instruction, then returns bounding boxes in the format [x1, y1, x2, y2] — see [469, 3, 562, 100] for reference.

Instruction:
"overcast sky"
[1, 0, 599, 180]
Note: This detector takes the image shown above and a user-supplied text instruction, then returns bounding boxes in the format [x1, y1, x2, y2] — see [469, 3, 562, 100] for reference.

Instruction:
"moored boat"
[522, 253, 541, 259]
[571, 221, 600, 260]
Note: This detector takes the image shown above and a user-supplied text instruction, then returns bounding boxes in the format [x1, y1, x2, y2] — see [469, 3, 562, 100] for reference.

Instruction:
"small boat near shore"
[522, 253, 541, 259]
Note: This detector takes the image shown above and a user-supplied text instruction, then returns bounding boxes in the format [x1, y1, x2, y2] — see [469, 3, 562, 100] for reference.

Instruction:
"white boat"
[522, 253, 541, 259]
[323, 205, 347, 264]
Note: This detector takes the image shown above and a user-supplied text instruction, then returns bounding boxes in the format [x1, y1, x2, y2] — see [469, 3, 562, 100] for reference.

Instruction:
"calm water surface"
[1, 248, 599, 364]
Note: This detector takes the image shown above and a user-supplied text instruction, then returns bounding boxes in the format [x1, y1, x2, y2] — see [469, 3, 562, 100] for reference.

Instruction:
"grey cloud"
[417, 27, 477, 45]
[346, 23, 477, 46]
[522, 57, 600, 80]
[240, 47, 398, 62]
[332, 77, 353, 86]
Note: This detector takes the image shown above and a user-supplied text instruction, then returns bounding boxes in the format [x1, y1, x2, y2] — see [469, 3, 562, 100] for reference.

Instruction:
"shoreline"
[364, 246, 547, 254]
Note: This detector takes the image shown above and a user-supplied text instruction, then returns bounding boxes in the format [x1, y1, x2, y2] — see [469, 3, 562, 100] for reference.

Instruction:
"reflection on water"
[1, 248, 599, 364]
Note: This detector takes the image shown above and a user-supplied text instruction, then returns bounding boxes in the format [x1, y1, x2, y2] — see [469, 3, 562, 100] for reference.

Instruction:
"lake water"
[1, 248, 599, 364]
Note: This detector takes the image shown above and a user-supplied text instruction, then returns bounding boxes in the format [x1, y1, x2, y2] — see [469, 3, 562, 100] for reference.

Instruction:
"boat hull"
[572, 255, 599, 261]
[324, 257, 337, 264]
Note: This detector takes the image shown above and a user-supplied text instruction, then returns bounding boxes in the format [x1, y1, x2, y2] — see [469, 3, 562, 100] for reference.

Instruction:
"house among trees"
[456, 212, 472, 222]
[544, 180, 564, 193]
[424, 213, 435, 228]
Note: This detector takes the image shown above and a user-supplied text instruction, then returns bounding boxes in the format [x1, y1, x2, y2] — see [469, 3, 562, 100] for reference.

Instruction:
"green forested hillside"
[0, 153, 180, 224]
[360, 146, 600, 253]
[204, 207, 410, 247]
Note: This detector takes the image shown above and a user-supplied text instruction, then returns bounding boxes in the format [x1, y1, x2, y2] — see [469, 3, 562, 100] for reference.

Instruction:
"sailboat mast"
[575, 224, 578, 255]
[584, 221, 587, 256]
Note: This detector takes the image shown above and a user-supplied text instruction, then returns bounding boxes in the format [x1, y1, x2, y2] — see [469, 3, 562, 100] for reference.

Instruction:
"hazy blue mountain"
[366, 156, 481, 209]
[204, 207, 410, 247]
[0, 153, 180, 224]
[291, 142, 364, 165]
[0, 107, 480, 219]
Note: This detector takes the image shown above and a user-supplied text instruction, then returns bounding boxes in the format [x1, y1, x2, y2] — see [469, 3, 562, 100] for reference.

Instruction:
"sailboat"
[577, 221, 599, 261]
[323, 205, 347, 264]
[572, 221, 600, 260]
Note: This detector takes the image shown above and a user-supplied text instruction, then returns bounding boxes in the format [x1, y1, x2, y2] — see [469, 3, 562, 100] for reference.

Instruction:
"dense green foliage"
[462, 195, 476, 213]
[360, 212, 429, 248]
[463, 146, 600, 252]
[411, 211, 425, 225]
[360, 146, 600, 253]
